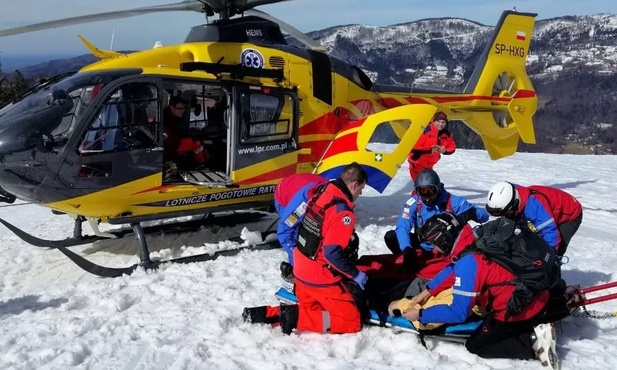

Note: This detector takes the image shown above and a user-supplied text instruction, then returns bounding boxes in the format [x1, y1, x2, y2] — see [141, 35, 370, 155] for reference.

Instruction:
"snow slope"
[1, 148, 616, 370]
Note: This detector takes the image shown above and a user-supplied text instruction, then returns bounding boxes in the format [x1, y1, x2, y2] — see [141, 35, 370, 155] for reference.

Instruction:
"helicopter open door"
[315, 104, 438, 193]
[176, 89, 234, 187]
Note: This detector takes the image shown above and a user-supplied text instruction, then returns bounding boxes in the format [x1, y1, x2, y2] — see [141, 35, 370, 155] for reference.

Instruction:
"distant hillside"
[13, 54, 98, 78]
[0, 50, 136, 79]
[0, 54, 78, 72]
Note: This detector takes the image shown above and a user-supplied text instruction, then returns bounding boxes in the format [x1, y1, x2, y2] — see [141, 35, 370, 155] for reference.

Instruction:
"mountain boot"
[280, 261, 295, 292]
[280, 261, 294, 283]
[531, 323, 559, 369]
[242, 306, 280, 324]
[280, 304, 299, 335]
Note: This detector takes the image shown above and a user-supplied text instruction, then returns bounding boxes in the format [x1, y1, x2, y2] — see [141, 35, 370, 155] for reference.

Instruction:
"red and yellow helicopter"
[0, 0, 538, 276]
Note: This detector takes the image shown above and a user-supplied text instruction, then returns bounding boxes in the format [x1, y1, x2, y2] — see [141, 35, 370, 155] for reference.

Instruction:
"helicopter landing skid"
[0, 214, 281, 277]
[0, 217, 111, 248]
[0, 216, 222, 249]
[0, 211, 274, 249]
[51, 237, 281, 278]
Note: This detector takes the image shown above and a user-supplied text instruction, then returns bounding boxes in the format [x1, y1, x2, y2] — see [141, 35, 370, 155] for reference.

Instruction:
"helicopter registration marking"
[141, 185, 276, 207]
[241, 48, 265, 69]
[494, 43, 526, 58]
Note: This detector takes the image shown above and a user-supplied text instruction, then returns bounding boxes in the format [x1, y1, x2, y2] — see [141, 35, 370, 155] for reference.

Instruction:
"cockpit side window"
[79, 82, 159, 154]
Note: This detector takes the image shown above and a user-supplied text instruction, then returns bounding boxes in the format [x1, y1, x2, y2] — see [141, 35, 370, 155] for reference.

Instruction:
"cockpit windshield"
[0, 69, 142, 149]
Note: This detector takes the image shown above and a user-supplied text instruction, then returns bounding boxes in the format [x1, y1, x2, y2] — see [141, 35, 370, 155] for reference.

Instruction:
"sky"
[0, 0, 616, 57]
[1, 147, 617, 369]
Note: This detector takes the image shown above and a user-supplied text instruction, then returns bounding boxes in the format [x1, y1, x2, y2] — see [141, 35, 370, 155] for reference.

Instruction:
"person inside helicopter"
[163, 95, 209, 179]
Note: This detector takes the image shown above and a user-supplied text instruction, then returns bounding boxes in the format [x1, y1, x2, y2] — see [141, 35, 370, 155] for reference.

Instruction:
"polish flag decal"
[516, 31, 526, 41]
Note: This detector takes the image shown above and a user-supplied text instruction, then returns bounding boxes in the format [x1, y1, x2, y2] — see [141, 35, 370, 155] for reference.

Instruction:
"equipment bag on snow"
[471, 217, 561, 318]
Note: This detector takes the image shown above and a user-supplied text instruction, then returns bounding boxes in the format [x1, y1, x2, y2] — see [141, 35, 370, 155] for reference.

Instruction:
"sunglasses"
[173, 105, 186, 110]
[416, 186, 437, 197]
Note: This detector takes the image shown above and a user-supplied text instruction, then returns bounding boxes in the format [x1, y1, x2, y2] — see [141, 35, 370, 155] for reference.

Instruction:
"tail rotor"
[492, 71, 517, 128]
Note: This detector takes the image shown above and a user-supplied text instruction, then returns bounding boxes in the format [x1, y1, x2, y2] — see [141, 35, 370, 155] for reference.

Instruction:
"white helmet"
[486, 181, 520, 216]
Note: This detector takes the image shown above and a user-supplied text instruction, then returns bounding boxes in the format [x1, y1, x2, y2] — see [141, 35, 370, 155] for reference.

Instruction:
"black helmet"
[419, 212, 461, 254]
[415, 169, 440, 190]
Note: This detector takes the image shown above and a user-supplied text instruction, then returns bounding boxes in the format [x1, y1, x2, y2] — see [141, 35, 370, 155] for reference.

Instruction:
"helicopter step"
[180, 169, 238, 188]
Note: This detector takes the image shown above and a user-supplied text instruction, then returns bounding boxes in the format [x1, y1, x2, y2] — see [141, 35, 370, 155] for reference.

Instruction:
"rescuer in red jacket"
[242, 163, 368, 335]
[393, 217, 560, 369]
[407, 111, 456, 182]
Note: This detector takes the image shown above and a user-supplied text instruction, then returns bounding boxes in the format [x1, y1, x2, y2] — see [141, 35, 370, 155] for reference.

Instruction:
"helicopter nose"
[0, 122, 46, 165]
[0, 121, 49, 203]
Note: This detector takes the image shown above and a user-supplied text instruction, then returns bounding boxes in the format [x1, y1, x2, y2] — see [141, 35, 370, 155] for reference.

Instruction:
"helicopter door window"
[366, 119, 412, 153]
[239, 92, 294, 144]
[79, 82, 159, 154]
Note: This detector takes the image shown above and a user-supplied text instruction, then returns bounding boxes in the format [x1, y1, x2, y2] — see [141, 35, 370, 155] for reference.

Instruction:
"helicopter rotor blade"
[0, 1, 204, 38]
[194, 0, 292, 13]
[244, 8, 324, 51]
[235, 0, 291, 9]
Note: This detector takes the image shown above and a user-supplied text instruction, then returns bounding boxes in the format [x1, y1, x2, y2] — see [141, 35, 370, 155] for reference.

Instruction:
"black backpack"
[296, 184, 347, 260]
[469, 217, 561, 318]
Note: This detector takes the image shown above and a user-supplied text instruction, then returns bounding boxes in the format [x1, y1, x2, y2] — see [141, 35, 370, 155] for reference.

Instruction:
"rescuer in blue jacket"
[274, 174, 328, 266]
[384, 169, 489, 270]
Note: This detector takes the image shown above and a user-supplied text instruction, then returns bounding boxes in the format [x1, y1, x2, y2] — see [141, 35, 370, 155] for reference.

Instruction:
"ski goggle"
[424, 231, 453, 253]
[421, 223, 455, 254]
[485, 199, 518, 217]
[416, 186, 438, 197]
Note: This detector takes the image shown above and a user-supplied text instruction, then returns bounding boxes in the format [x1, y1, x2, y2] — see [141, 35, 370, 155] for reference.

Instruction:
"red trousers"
[177, 138, 209, 163]
[295, 280, 361, 334]
[408, 155, 438, 182]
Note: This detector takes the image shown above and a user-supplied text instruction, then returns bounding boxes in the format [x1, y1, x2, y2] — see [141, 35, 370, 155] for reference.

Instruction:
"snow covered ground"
[1, 149, 616, 370]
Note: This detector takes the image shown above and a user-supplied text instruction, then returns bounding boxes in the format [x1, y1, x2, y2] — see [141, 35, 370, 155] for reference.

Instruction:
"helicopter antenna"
[110, 26, 116, 50]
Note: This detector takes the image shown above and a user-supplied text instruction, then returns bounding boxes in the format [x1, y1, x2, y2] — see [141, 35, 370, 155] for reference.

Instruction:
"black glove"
[402, 248, 418, 272]
[345, 231, 360, 263]
[456, 208, 476, 224]
[280, 261, 294, 283]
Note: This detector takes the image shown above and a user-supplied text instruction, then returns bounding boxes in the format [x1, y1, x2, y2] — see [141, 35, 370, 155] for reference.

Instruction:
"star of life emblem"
[241, 48, 264, 68]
